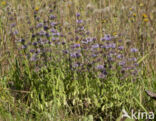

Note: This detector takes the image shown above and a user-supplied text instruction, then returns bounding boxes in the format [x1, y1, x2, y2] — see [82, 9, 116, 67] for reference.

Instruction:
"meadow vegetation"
[0, 0, 156, 121]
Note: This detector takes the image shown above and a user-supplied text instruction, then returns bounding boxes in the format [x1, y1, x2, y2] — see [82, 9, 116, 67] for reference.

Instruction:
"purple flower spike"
[10, 23, 16, 28]
[73, 43, 80, 48]
[117, 54, 123, 59]
[62, 50, 69, 54]
[119, 61, 126, 66]
[76, 20, 83, 24]
[44, 25, 49, 30]
[130, 48, 138, 53]
[30, 54, 37, 61]
[50, 15, 56, 19]
[105, 45, 110, 49]
[102, 69, 107, 75]
[30, 49, 35, 53]
[51, 29, 57, 33]
[45, 33, 50, 38]
[49, 9, 53, 13]
[36, 23, 43, 28]
[32, 42, 37, 46]
[50, 22, 57, 27]
[118, 39, 122, 42]
[39, 30, 46, 36]
[109, 43, 116, 48]
[52, 32, 60, 36]
[73, 63, 79, 68]
[92, 54, 97, 57]
[76, 13, 80, 17]
[98, 74, 106, 79]
[13, 30, 18, 35]
[86, 37, 93, 43]
[70, 53, 76, 58]
[92, 44, 99, 49]
[129, 57, 137, 62]
[96, 65, 104, 70]
[118, 46, 124, 50]
[70, 52, 81, 58]
[101, 35, 112, 41]
[19, 39, 25, 44]
[81, 40, 88, 44]
[22, 45, 27, 49]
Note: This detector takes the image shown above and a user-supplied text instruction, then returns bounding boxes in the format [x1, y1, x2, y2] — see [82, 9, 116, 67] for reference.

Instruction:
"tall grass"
[0, 0, 155, 121]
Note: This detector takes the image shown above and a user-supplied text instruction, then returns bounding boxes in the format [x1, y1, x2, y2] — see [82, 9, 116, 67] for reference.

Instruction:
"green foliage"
[0, 0, 155, 121]
[2, 56, 152, 120]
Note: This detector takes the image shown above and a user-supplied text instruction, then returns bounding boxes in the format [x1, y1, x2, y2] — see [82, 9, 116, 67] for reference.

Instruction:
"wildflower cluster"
[10, 8, 140, 80]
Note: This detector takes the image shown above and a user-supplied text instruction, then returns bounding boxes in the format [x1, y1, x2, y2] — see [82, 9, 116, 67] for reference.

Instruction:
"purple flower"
[22, 45, 27, 49]
[86, 37, 93, 43]
[32, 42, 37, 46]
[45, 33, 50, 38]
[35, 17, 40, 21]
[77, 26, 84, 31]
[51, 29, 57, 33]
[62, 41, 66, 45]
[118, 61, 126, 66]
[92, 37, 97, 41]
[62, 50, 69, 54]
[70, 52, 81, 58]
[92, 44, 99, 49]
[30, 49, 35, 53]
[126, 67, 133, 70]
[52, 37, 59, 41]
[134, 63, 139, 66]
[49, 9, 53, 13]
[118, 39, 122, 42]
[92, 54, 97, 57]
[10, 23, 16, 28]
[39, 41, 45, 45]
[109, 43, 116, 48]
[30, 54, 37, 61]
[105, 45, 110, 49]
[118, 46, 124, 50]
[98, 74, 106, 79]
[86, 31, 90, 35]
[73, 43, 80, 48]
[129, 57, 137, 61]
[101, 45, 106, 48]
[44, 25, 49, 30]
[117, 54, 123, 59]
[130, 48, 138, 52]
[73, 63, 79, 68]
[50, 15, 56, 19]
[36, 49, 41, 53]
[96, 65, 104, 70]
[52, 32, 60, 36]
[76, 13, 80, 17]
[121, 69, 125, 74]
[101, 35, 112, 41]
[39, 30, 46, 36]
[102, 69, 107, 75]
[76, 20, 83, 24]
[32, 34, 36, 38]
[70, 53, 77, 58]
[108, 57, 113, 61]
[81, 40, 88, 44]
[36, 23, 43, 28]
[51, 22, 57, 27]
[19, 39, 25, 44]
[13, 30, 18, 35]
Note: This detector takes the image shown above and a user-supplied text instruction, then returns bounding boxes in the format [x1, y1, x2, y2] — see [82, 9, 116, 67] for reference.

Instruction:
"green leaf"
[137, 53, 149, 64]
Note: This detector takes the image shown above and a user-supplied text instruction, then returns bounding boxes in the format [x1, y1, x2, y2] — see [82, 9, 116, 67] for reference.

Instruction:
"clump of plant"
[4, 2, 143, 120]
